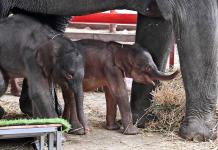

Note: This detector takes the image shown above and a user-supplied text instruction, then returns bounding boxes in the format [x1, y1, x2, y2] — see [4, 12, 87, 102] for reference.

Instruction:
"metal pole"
[109, 10, 117, 33]
[169, 44, 175, 68]
[48, 133, 54, 150]
[56, 131, 62, 150]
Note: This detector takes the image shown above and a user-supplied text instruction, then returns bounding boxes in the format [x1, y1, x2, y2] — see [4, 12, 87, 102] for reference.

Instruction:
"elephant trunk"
[73, 82, 87, 132]
[150, 69, 180, 81]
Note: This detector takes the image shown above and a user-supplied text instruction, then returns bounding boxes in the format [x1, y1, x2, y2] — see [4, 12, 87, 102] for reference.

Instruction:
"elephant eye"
[65, 72, 74, 80]
[145, 66, 151, 72]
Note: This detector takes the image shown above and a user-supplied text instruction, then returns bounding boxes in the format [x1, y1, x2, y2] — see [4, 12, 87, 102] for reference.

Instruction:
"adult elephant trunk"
[1, 0, 152, 17]
[150, 69, 179, 81]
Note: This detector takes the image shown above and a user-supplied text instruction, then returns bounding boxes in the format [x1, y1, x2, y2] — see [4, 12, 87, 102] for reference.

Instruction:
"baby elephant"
[63, 39, 179, 135]
[0, 14, 85, 126]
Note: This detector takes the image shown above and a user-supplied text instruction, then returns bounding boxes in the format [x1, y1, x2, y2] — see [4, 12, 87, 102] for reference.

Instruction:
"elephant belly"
[83, 78, 106, 92]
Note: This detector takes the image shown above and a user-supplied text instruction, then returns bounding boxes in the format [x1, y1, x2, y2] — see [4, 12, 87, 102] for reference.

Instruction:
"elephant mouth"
[144, 75, 155, 86]
[132, 74, 155, 86]
[131, 70, 155, 85]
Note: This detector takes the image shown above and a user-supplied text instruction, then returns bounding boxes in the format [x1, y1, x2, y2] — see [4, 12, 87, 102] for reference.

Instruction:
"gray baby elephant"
[0, 14, 87, 130]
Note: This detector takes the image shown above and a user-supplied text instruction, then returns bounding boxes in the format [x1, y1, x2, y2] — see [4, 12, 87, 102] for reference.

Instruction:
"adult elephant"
[1, 0, 217, 141]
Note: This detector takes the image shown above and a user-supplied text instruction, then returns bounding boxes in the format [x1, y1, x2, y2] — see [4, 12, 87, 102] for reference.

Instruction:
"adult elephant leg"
[0, 106, 5, 118]
[19, 79, 32, 116]
[27, 77, 57, 118]
[165, 1, 218, 141]
[19, 79, 62, 117]
[131, 14, 173, 127]
[50, 81, 62, 117]
[0, 70, 8, 118]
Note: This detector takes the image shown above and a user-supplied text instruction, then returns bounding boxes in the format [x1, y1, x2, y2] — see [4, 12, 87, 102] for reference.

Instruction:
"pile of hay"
[0, 98, 26, 119]
[144, 73, 186, 133]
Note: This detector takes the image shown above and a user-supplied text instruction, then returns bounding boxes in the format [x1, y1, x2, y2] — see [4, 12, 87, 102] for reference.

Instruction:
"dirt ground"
[0, 91, 217, 150]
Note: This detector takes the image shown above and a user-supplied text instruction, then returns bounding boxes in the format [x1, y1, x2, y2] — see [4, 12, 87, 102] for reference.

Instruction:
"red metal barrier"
[72, 13, 137, 24]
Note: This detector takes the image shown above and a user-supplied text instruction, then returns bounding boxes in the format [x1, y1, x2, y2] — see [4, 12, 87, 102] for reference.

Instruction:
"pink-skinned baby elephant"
[63, 39, 179, 135]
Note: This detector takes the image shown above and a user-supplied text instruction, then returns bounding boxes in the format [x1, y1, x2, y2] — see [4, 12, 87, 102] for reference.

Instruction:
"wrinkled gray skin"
[11, 10, 71, 117]
[0, 15, 85, 122]
[0, 0, 218, 141]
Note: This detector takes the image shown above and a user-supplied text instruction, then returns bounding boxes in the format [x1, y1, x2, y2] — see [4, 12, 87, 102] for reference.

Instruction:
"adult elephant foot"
[179, 115, 217, 142]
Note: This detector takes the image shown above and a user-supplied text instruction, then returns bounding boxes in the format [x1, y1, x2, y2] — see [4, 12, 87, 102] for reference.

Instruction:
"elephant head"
[36, 35, 85, 84]
[109, 42, 179, 85]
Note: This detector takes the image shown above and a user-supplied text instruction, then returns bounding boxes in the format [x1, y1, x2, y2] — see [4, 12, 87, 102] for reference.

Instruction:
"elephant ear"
[107, 41, 124, 68]
[36, 41, 56, 77]
[107, 41, 132, 77]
